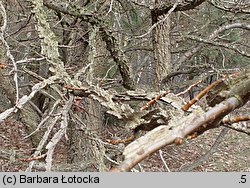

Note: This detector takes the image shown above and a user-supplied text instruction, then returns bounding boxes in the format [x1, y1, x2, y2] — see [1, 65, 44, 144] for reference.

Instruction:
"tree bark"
[151, 4, 172, 88]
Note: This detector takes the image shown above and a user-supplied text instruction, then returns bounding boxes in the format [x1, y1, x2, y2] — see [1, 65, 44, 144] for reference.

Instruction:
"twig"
[26, 109, 61, 172]
[6, 13, 33, 37]
[221, 116, 250, 135]
[99, 64, 116, 87]
[140, 90, 170, 111]
[159, 149, 171, 172]
[106, 0, 114, 15]
[186, 35, 250, 58]
[24, 100, 61, 139]
[19, 154, 47, 162]
[104, 154, 119, 165]
[16, 57, 46, 64]
[175, 23, 250, 70]
[45, 96, 73, 171]
[182, 79, 223, 111]
[106, 135, 135, 145]
[222, 115, 250, 124]
[0, 2, 19, 103]
[176, 80, 202, 97]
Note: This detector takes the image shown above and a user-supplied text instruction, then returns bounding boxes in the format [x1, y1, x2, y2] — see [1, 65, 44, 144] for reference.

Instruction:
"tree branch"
[175, 23, 250, 70]
[0, 77, 56, 123]
[45, 96, 73, 171]
[110, 95, 244, 172]
[186, 34, 250, 58]
[209, 0, 250, 14]
[43, 0, 135, 90]
[0, 2, 19, 103]
[152, 0, 207, 17]
[110, 72, 250, 172]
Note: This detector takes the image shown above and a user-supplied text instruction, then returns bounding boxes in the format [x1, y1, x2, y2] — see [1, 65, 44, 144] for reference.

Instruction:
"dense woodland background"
[0, 0, 249, 172]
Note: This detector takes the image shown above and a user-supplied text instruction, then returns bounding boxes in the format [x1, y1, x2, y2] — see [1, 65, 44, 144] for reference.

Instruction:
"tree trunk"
[67, 28, 107, 171]
[151, 10, 172, 90]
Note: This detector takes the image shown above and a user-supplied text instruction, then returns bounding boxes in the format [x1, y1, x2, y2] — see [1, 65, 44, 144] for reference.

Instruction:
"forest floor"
[141, 127, 250, 172]
[0, 103, 249, 172]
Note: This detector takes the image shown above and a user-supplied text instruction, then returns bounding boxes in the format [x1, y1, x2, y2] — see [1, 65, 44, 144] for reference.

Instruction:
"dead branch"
[182, 79, 224, 111]
[64, 84, 134, 119]
[0, 77, 56, 123]
[222, 115, 250, 124]
[19, 154, 47, 163]
[140, 90, 170, 111]
[45, 96, 73, 171]
[27, 101, 61, 171]
[110, 95, 244, 172]
[106, 136, 135, 145]
[159, 149, 171, 172]
[186, 34, 250, 58]
[176, 80, 202, 97]
[209, 0, 250, 14]
[221, 116, 250, 135]
[161, 69, 200, 83]
[110, 68, 250, 171]
[24, 99, 61, 139]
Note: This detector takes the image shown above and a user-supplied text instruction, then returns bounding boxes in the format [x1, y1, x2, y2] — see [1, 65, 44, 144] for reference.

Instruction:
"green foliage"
[230, 53, 249, 67]
[202, 48, 220, 60]
[122, 8, 143, 32]
[221, 29, 241, 42]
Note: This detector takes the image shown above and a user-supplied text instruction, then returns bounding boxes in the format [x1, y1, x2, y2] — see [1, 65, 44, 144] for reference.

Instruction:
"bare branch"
[159, 149, 171, 172]
[175, 23, 250, 70]
[16, 57, 46, 64]
[110, 71, 250, 172]
[110, 95, 243, 172]
[182, 79, 224, 111]
[140, 90, 170, 111]
[221, 116, 250, 135]
[27, 105, 61, 171]
[45, 96, 73, 171]
[0, 77, 56, 123]
[24, 99, 61, 139]
[209, 0, 250, 14]
[176, 80, 202, 97]
[43, 0, 135, 90]
[186, 35, 250, 58]
[0, 2, 19, 103]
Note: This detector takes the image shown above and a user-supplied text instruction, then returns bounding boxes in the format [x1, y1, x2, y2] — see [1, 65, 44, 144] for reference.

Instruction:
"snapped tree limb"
[110, 70, 250, 172]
